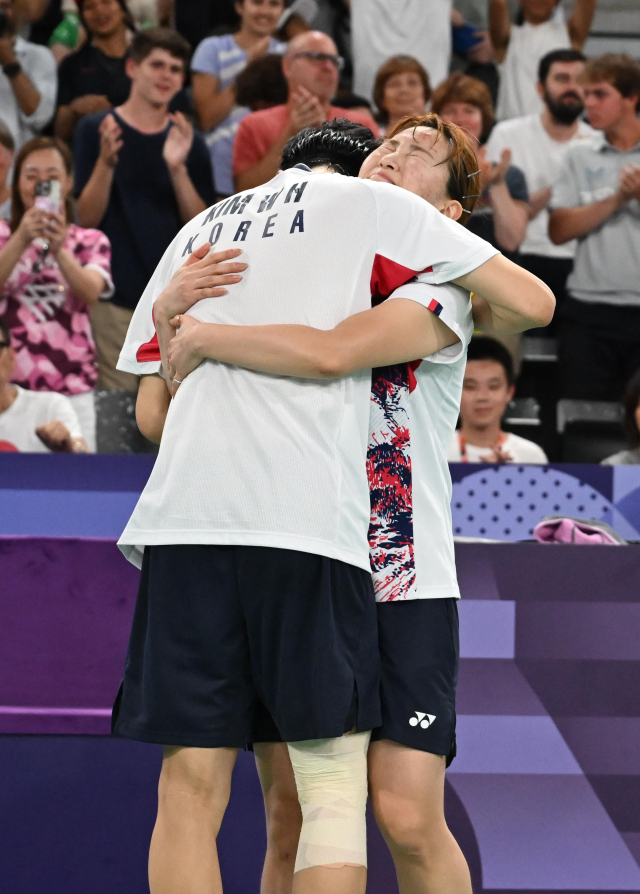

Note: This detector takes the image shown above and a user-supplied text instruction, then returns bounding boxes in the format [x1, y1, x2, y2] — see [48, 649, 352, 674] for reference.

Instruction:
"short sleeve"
[191, 37, 222, 77]
[116, 231, 183, 376]
[186, 132, 217, 205]
[46, 392, 84, 439]
[366, 181, 500, 297]
[505, 165, 528, 203]
[72, 227, 114, 299]
[72, 112, 103, 196]
[549, 150, 581, 209]
[388, 279, 473, 364]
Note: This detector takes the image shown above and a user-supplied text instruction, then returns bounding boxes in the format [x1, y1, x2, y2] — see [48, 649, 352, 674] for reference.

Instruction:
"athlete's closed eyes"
[379, 139, 436, 164]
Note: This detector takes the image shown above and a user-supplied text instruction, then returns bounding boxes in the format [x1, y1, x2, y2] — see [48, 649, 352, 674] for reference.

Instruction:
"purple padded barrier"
[3, 537, 640, 893]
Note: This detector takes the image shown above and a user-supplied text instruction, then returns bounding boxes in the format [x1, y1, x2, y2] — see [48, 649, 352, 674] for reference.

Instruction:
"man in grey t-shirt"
[549, 54, 640, 401]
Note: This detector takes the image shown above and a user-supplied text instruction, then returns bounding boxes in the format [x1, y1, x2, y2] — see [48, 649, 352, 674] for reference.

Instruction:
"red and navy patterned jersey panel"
[367, 363, 417, 601]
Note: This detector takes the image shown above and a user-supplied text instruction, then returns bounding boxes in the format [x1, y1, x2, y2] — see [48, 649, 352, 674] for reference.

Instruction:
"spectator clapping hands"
[478, 146, 512, 191]
[163, 112, 195, 173]
[99, 114, 123, 169]
[619, 164, 640, 202]
[287, 86, 327, 136]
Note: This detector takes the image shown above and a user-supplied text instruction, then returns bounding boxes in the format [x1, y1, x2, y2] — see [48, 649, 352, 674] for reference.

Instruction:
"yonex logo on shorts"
[409, 711, 436, 729]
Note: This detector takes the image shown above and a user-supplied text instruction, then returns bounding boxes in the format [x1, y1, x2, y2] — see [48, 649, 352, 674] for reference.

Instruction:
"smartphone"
[34, 179, 62, 215]
[33, 179, 63, 263]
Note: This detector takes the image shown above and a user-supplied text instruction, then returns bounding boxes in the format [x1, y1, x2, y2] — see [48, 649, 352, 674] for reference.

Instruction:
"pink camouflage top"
[0, 221, 113, 396]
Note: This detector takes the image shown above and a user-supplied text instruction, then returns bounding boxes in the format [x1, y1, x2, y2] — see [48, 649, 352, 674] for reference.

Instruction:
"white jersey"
[486, 114, 594, 259]
[368, 279, 476, 602]
[447, 431, 549, 464]
[117, 168, 497, 570]
[351, 0, 452, 109]
[0, 386, 82, 453]
[496, 8, 570, 122]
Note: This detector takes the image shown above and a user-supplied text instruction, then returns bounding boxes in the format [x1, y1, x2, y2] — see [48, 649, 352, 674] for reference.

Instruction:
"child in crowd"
[0, 136, 113, 451]
[191, 0, 287, 197]
[448, 336, 548, 463]
[0, 318, 88, 452]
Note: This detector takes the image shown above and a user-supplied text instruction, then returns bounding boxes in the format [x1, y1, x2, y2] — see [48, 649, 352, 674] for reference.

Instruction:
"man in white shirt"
[0, 319, 87, 453]
[447, 335, 548, 463]
[489, 0, 594, 121]
[486, 49, 594, 310]
[0, 0, 57, 149]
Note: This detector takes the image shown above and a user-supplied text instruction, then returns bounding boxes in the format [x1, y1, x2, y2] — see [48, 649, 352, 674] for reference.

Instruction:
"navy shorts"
[112, 544, 381, 747]
[371, 598, 459, 766]
[253, 596, 459, 766]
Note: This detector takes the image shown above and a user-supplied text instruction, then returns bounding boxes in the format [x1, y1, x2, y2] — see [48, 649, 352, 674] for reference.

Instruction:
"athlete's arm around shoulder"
[455, 254, 555, 334]
[168, 290, 460, 381]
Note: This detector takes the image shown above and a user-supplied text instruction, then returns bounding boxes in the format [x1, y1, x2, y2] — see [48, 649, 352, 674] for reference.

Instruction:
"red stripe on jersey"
[136, 332, 161, 362]
[136, 306, 161, 362]
[407, 359, 422, 393]
[370, 254, 434, 300]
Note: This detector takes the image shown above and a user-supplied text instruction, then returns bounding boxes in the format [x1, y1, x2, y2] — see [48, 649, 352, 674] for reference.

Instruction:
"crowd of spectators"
[0, 0, 638, 464]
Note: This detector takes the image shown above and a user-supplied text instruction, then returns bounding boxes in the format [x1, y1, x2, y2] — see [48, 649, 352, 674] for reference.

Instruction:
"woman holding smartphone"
[0, 136, 113, 450]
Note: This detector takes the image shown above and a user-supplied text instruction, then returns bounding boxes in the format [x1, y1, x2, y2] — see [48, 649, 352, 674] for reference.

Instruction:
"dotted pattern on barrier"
[451, 465, 614, 541]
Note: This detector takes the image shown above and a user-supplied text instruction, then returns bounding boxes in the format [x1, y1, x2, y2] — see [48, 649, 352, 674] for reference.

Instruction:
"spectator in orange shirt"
[233, 30, 379, 191]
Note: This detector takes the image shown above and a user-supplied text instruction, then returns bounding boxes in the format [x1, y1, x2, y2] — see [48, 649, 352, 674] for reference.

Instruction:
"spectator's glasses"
[291, 51, 344, 71]
[0, 341, 10, 352]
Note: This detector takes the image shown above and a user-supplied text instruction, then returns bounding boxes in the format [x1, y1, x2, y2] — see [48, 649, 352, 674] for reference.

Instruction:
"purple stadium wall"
[2, 528, 640, 893]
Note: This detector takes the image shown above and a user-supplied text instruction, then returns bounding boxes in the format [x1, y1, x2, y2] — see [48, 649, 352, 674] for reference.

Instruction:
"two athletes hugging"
[114, 115, 554, 894]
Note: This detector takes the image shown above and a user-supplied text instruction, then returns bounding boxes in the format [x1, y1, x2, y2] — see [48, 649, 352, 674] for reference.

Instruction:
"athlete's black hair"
[281, 119, 381, 179]
[466, 336, 515, 386]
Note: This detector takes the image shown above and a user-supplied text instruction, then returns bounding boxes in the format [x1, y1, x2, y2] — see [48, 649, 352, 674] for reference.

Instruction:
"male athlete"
[116, 115, 552, 892]
[161, 118, 553, 894]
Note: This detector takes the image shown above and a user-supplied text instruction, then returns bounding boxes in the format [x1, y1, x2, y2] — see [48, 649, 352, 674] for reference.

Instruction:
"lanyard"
[458, 431, 507, 463]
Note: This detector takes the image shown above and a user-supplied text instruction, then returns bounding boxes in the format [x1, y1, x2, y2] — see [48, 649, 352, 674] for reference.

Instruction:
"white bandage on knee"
[287, 730, 371, 873]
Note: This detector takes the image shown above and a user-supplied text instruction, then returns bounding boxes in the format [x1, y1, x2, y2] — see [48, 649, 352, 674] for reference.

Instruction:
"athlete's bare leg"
[368, 740, 472, 894]
[149, 745, 238, 894]
[255, 743, 302, 894]
[255, 742, 367, 894]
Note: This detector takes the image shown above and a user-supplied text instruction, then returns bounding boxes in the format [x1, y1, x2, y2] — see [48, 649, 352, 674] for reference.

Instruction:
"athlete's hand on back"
[166, 314, 206, 390]
[154, 242, 246, 323]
